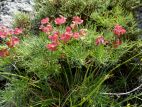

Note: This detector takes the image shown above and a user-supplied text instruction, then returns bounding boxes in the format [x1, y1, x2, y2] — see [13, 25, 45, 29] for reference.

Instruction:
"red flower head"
[8, 29, 14, 35]
[48, 33, 59, 44]
[54, 15, 66, 25]
[0, 49, 9, 57]
[66, 26, 72, 33]
[113, 24, 126, 38]
[112, 39, 122, 48]
[46, 43, 58, 51]
[95, 36, 105, 46]
[0, 31, 7, 38]
[41, 17, 49, 24]
[60, 32, 72, 43]
[14, 28, 23, 35]
[6, 36, 20, 48]
[39, 24, 44, 30]
[72, 16, 83, 25]
[73, 32, 80, 40]
[0, 26, 10, 38]
[53, 31, 60, 36]
[42, 24, 53, 34]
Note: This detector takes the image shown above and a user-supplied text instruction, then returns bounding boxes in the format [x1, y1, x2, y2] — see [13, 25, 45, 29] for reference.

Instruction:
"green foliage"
[13, 34, 61, 79]
[0, 78, 29, 107]
[122, 0, 142, 10]
[0, 0, 142, 106]
[13, 12, 32, 34]
[34, 0, 113, 24]
[34, 0, 141, 19]
[0, 28, 142, 106]
[34, 0, 140, 40]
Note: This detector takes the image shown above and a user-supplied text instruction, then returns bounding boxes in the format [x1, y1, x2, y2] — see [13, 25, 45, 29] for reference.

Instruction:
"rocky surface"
[0, 0, 34, 27]
[134, 7, 142, 38]
[135, 7, 142, 29]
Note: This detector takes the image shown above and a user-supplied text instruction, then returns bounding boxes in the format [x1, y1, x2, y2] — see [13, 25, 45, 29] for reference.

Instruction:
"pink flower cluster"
[0, 25, 22, 57]
[55, 15, 67, 25]
[39, 17, 53, 35]
[95, 24, 126, 48]
[113, 24, 126, 48]
[39, 16, 87, 51]
[113, 24, 126, 38]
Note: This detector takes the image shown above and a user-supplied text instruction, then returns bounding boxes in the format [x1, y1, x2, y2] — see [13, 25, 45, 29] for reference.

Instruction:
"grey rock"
[134, 7, 142, 39]
[135, 7, 142, 28]
[0, 0, 34, 27]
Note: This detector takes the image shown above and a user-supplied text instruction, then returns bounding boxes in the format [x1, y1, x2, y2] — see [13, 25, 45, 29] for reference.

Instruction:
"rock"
[135, 7, 142, 27]
[0, 0, 34, 27]
[0, 15, 13, 27]
[134, 6, 142, 38]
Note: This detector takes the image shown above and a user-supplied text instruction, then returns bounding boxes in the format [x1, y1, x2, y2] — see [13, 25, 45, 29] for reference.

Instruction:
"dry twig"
[101, 84, 142, 96]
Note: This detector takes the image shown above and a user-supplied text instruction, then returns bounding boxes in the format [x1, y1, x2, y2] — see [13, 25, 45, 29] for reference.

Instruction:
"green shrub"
[0, 26, 142, 106]
[34, 0, 112, 21]
[34, 0, 141, 40]
[34, 0, 141, 20]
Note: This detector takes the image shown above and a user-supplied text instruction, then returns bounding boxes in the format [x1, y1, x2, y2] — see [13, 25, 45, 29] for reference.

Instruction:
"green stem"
[108, 52, 142, 75]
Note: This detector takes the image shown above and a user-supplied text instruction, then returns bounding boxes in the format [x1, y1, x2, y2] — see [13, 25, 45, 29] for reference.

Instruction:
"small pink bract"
[42, 24, 53, 34]
[41, 17, 49, 24]
[48, 33, 59, 44]
[113, 24, 126, 37]
[73, 32, 80, 40]
[66, 26, 72, 33]
[46, 43, 58, 51]
[14, 28, 23, 35]
[54, 16, 66, 25]
[60, 32, 72, 43]
[72, 16, 83, 25]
